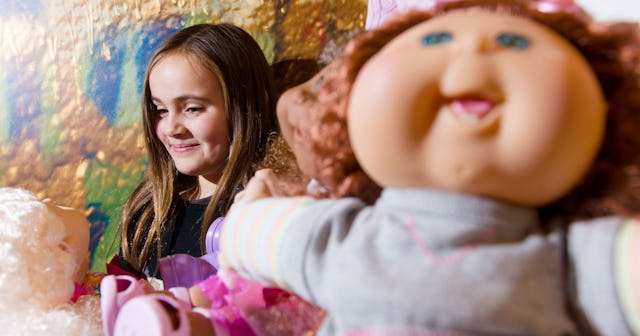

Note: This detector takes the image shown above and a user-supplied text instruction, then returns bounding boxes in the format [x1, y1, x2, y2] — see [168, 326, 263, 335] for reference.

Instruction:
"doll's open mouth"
[449, 98, 495, 122]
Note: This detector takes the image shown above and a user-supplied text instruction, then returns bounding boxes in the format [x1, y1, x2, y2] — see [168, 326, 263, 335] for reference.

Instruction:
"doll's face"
[277, 60, 343, 180]
[45, 202, 90, 283]
[348, 10, 606, 206]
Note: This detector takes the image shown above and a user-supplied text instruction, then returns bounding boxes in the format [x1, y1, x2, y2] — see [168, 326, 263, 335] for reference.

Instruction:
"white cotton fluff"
[0, 187, 102, 335]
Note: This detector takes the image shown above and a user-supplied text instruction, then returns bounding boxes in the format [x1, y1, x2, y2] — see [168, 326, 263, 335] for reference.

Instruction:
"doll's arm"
[567, 217, 640, 335]
[612, 218, 640, 334]
[218, 196, 314, 289]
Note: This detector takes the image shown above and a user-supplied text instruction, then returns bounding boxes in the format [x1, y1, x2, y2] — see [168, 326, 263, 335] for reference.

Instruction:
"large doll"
[219, 0, 640, 335]
[0, 188, 102, 335]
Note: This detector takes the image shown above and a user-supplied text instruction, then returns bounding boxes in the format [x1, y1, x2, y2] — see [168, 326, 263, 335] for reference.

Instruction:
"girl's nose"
[162, 112, 185, 136]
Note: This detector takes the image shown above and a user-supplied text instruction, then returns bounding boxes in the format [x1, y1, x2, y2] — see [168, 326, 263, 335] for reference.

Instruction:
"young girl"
[100, 43, 382, 336]
[219, 0, 640, 335]
[117, 23, 278, 281]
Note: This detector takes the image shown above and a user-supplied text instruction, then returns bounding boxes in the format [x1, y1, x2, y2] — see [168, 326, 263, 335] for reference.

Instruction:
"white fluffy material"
[0, 188, 102, 335]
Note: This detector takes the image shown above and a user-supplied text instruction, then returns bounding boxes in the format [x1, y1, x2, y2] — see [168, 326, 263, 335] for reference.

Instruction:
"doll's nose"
[439, 53, 501, 100]
[453, 33, 492, 54]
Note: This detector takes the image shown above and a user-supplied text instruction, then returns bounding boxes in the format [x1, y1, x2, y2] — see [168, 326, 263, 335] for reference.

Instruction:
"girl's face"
[150, 53, 230, 186]
[348, 10, 606, 206]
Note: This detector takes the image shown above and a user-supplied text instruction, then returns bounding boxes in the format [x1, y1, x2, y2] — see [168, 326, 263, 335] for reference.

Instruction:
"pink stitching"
[405, 214, 496, 265]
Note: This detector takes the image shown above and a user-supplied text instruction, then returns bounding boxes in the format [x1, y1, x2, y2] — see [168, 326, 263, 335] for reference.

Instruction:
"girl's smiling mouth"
[170, 143, 199, 153]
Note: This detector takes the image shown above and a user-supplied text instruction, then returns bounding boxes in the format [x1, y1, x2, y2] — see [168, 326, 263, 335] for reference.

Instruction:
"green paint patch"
[252, 30, 276, 64]
[84, 158, 146, 272]
[115, 27, 142, 128]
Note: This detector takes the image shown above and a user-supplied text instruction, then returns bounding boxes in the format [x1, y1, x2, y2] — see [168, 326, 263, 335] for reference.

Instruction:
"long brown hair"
[343, 0, 640, 222]
[120, 23, 278, 274]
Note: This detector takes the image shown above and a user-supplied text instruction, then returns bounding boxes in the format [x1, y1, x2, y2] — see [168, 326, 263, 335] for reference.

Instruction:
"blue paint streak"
[85, 18, 182, 124]
[86, 25, 124, 124]
[135, 19, 182, 93]
[87, 203, 109, 258]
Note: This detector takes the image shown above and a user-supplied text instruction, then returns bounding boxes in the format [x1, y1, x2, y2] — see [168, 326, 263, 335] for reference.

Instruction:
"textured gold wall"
[0, 0, 366, 271]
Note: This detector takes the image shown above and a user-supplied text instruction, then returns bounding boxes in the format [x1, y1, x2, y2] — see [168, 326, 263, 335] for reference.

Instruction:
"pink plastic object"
[100, 275, 149, 336]
[113, 294, 192, 336]
[198, 272, 263, 336]
[168, 286, 192, 310]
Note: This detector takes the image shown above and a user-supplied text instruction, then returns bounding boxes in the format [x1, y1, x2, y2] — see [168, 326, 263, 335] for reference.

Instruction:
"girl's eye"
[496, 33, 530, 50]
[422, 32, 453, 46]
[186, 106, 204, 113]
[155, 108, 168, 117]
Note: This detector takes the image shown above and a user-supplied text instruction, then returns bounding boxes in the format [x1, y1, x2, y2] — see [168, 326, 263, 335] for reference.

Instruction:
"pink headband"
[365, 0, 585, 30]
[365, 0, 435, 30]
[533, 0, 582, 14]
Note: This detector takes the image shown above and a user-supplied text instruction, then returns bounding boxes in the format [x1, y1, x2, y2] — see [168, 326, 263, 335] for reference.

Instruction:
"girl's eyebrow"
[151, 95, 209, 104]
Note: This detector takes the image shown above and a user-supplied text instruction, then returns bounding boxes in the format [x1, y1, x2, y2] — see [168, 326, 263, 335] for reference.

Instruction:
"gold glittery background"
[0, 0, 365, 271]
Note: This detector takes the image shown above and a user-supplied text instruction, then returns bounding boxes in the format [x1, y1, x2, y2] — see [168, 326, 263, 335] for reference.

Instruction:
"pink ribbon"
[532, 0, 582, 14]
[366, 0, 585, 31]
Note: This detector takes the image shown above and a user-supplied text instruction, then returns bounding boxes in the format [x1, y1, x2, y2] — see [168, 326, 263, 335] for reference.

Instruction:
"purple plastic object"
[159, 254, 217, 289]
[158, 217, 225, 289]
[206, 216, 225, 256]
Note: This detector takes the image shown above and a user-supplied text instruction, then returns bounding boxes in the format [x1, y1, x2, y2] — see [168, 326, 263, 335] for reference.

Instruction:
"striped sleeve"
[219, 196, 314, 289]
[615, 218, 640, 334]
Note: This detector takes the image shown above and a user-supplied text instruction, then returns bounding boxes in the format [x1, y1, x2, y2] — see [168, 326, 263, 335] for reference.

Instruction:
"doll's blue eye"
[496, 33, 530, 50]
[422, 32, 453, 46]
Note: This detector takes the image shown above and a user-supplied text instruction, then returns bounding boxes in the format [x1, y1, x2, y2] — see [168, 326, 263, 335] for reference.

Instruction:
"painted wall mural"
[0, 0, 366, 272]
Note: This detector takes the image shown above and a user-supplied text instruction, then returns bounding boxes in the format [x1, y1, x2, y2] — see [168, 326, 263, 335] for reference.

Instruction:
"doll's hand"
[235, 169, 280, 202]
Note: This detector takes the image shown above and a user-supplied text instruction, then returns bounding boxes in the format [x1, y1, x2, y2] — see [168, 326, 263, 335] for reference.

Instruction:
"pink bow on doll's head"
[365, 0, 437, 30]
[532, 0, 581, 14]
[365, 0, 586, 31]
